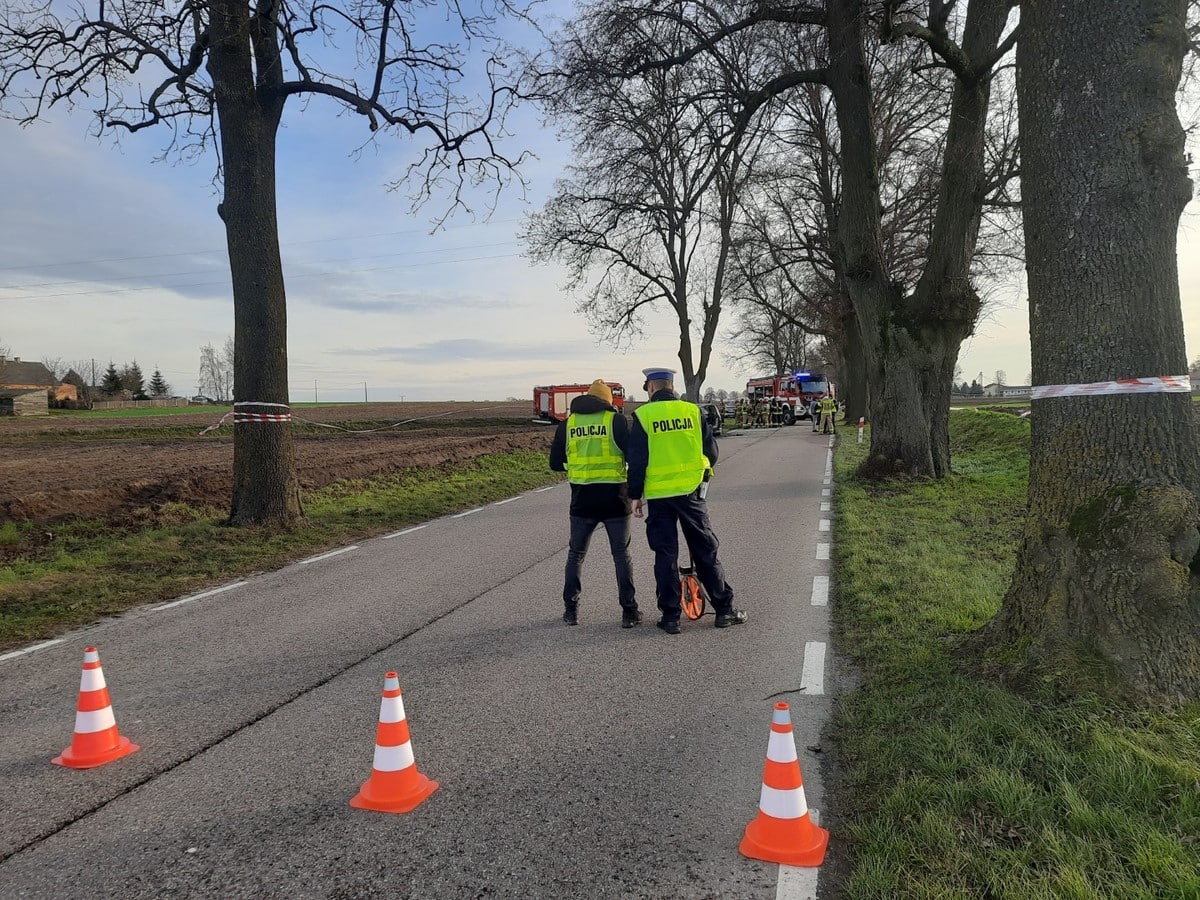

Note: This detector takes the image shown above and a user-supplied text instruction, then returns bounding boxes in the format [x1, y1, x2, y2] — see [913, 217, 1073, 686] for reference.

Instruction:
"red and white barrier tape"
[1030, 375, 1190, 400]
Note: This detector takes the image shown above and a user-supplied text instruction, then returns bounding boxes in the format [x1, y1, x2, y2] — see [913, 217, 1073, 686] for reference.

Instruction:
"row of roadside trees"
[2, 1, 1196, 698]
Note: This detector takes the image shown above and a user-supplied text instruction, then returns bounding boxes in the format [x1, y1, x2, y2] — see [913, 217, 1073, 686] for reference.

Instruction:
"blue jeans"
[564, 515, 638, 610]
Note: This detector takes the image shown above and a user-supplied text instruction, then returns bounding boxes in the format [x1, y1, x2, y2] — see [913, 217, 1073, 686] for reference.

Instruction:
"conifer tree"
[149, 368, 170, 398]
[100, 362, 124, 396]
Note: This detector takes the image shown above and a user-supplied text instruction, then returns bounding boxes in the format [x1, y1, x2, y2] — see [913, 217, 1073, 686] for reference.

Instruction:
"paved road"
[0, 426, 838, 899]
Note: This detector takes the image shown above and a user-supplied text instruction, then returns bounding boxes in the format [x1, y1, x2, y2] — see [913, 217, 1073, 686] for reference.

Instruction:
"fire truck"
[744, 370, 833, 425]
[533, 383, 627, 424]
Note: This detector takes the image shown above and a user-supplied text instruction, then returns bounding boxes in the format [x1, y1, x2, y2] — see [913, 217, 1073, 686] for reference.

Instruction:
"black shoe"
[656, 618, 681, 635]
[622, 610, 642, 629]
[563, 605, 578, 626]
[714, 609, 748, 628]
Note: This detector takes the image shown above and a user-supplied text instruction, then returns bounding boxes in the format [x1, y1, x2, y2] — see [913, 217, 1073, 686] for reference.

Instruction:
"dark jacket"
[626, 389, 719, 500]
[549, 394, 632, 519]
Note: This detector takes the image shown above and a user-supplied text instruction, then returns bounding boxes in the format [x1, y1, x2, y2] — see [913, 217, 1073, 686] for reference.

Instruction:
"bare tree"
[198, 340, 233, 402]
[586, 0, 1018, 476]
[981, 0, 1200, 702]
[1, 0, 532, 525]
[525, 5, 775, 399]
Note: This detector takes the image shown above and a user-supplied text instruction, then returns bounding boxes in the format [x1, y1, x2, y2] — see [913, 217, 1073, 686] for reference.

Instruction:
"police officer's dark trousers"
[644, 492, 735, 621]
[564, 515, 637, 610]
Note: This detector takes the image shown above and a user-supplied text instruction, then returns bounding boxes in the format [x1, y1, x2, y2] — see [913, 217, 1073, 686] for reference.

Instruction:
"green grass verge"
[833, 410, 1200, 899]
[0, 450, 559, 651]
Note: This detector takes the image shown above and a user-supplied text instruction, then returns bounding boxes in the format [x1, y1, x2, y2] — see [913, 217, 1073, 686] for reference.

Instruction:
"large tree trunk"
[827, 0, 1009, 478]
[208, 0, 304, 527]
[837, 300, 869, 426]
[985, 0, 1200, 701]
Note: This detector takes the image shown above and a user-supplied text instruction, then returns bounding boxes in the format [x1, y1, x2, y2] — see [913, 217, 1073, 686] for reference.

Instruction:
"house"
[0, 356, 78, 403]
[982, 383, 1032, 398]
[0, 388, 49, 416]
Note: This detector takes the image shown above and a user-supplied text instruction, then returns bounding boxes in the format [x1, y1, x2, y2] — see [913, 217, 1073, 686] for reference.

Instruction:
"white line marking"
[820, 502, 831, 512]
[451, 507, 484, 519]
[816, 544, 830, 560]
[821, 488, 830, 497]
[532, 486, 557, 493]
[0, 638, 66, 663]
[382, 525, 427, 539]
[493, 497, 519, 505]
[776, 810, 822, 900]
[818, 520, 830, 532]
[810, 576, 829, 607]
[155, 581, 248, 611]
[299, 546, 359, 565]
[822, 478, 831, 485]
[801, 642, 826, 695]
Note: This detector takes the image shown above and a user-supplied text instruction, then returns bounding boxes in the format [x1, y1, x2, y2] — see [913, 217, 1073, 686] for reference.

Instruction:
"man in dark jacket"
[626, 367, 746, 635]
[549, 380, 641, 628]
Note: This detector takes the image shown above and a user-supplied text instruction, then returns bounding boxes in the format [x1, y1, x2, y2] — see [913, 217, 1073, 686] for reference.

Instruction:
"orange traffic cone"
[350, 672, 438, 814]
[739, 701, 829, 866]
[52, 646, 139, 769]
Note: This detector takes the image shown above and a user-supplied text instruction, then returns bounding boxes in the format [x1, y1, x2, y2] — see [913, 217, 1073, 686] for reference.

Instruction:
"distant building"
[0, 356, 78, 402]
[982, 383, 1032, 398]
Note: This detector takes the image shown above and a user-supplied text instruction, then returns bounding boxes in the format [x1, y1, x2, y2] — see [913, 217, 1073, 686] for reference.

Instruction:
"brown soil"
[0, 402, 554, 525]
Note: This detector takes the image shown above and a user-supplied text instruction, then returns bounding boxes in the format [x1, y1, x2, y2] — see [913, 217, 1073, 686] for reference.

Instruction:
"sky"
[1, 11, 1198, 404]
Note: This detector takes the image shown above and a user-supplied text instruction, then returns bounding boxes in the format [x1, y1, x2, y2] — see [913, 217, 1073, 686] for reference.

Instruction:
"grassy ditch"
[832, 409, 1200, 899]
[0, 450, 559, 651]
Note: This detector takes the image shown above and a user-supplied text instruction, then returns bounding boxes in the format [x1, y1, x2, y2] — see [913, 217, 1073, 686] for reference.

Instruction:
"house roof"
[0, 359, 57, 387]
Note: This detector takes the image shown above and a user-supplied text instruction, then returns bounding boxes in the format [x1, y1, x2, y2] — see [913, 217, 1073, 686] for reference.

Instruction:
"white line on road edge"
[493, 497, 520, 505]
[821, 488, 830, 497]
[816, 543, 830, 560]
[382, 524, 427, 540]
[775, 810, 822, 900]
[299, 546, 359, 565]
[822, 478, 831, 486]
[532, 485, 557, 493]
[820, 502, 831, 512]
[810, 576, 829, 607]
[801, 642, 826, 695]
[451, 507, 484, 519]
[155, 581, 248, 611]
[0, 638, 65, 663]
[818, 520, 830, 532]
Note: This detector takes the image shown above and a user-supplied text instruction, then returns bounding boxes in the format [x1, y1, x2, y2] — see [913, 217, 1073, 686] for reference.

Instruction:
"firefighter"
[810, 396, 821, 432]
[627, 366, 746, 635]
[549, 379, 641, 629]
[818, 392, 838, 435]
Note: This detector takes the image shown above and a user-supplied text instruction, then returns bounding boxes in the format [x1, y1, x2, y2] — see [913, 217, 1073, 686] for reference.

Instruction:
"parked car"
[190, 395, 215, 405]
[700, 402, 723, 437]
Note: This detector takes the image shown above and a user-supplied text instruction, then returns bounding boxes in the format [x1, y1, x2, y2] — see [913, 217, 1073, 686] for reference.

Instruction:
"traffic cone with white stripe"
[52, 646, 139, 769]
[739, 701, 828, 866]
[350, 672, 438, 814]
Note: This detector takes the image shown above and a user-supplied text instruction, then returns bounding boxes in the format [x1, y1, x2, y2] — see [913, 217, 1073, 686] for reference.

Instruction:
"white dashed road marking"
[382, 525, 427, 540]
[299, 546, 358, 565]
[815, 544, 830, 560]
[800, 642, 826, 695]
[810, 576, 829, 607]
[155, 581, 248, 611]
[0, 638, 65, 663]
[451, 508, 484, 519]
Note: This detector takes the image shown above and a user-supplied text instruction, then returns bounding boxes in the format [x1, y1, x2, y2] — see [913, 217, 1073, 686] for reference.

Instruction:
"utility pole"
[363, 382, 367, 403]
[314, 380, 318, 405]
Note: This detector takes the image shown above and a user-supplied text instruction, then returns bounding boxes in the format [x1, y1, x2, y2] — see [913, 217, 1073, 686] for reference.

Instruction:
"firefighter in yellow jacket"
[818, 393, 838, 435]
[626, 367, 746, 635]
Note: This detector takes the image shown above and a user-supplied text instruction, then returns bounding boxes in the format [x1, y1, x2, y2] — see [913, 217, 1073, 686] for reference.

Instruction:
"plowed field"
[0, 402, 554, 525]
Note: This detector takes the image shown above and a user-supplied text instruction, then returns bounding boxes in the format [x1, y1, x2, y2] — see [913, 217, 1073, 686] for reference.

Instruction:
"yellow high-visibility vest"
[565, 411, 626, 484]
[634, 401, 710, 499]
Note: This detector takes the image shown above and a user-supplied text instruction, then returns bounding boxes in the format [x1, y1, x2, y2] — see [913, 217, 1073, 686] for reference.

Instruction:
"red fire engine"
[533, 383, 626, 424]
[744, 371, 833, 425]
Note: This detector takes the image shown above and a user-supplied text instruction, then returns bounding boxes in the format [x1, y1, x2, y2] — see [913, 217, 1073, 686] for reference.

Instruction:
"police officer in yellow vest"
[627, 367, 746, 635]
[549, 379, 641, 628]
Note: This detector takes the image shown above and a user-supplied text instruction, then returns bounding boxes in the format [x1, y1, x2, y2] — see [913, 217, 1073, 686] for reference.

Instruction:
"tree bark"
[985, 0, 1200, 701]
[827, 0, 1011, 478]
[208, 0, 304, 527]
